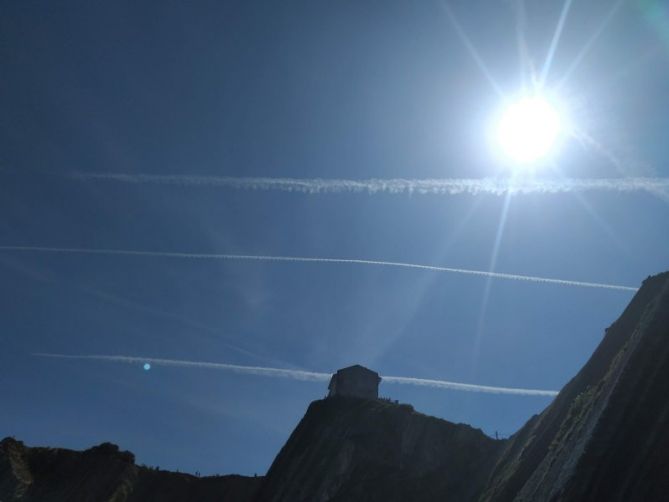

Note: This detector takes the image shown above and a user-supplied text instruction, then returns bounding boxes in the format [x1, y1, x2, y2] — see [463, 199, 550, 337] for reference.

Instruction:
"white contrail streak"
[34, 353, 331, 382]
[0, 246, 638, 291]
[33, 353, 559, 397]
[381, 376, 558, 397]
[70, 173, 669, 196]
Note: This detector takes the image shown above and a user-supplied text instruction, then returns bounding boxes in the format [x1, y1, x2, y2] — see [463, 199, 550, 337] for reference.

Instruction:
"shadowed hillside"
[3, 272, 669, 501]
[480, 271, 669, 501]
[0, 438, 261, 502]
[254, 397, 504, 502]
[253, 271, 669, 501]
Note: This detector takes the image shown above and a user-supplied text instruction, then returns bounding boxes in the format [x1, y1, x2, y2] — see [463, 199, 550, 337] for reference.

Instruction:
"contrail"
[34, 353, 331, 382]
[0, 245, 638, 292]
[381, 376, 557, 397]
[70, 172, 669, 196]
[34, 353, 559, 397]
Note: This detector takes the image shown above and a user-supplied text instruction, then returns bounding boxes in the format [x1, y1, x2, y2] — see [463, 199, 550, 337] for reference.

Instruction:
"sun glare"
[494, 95, 563, 165]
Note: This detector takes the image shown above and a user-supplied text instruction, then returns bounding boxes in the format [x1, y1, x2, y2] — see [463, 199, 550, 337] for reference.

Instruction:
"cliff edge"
[255, 397, 503, 502]
[0, 438, 261, 502]
[480, 271, 669, 502]
[4, 271, 669, 501]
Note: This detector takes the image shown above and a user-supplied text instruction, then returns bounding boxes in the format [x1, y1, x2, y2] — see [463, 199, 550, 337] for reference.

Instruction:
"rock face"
[480, 271, 669, 502]
[256, 271, 669, 501]
[254, 398, 503, 502]
[0, 438, 262, 502]
[3, 271, 669, 501]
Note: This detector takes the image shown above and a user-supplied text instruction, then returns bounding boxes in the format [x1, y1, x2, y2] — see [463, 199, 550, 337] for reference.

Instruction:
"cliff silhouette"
[480, 271, 669, 501]
[256, 398, 501, 501]
[0, 439, 261, 502]
[2, 271, 668, 501]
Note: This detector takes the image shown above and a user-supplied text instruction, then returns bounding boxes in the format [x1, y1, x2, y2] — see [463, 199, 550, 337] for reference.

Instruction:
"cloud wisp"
[0, 245, 638, 292]
[34, 353, 559, 397]
[71, 172, 669, 196]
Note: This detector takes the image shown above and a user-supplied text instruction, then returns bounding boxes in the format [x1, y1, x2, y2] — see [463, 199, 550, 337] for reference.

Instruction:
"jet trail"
[381, 376, 558, 397]
[34, 353, 559, 397]
[0, 246, 638, 292]
[35, 353, 331, 382]
[71, 173, 669, 196]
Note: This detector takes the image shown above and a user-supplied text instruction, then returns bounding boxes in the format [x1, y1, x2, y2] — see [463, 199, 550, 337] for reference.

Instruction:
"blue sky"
[2, 0, 668, 475]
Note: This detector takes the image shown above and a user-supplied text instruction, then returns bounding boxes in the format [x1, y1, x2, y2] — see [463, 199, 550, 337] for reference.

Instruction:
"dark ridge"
[254, 396, 504, 502]
[4, 271, 669, 501]
[480, 271, 669, 501]
[0, 437, 262, 502]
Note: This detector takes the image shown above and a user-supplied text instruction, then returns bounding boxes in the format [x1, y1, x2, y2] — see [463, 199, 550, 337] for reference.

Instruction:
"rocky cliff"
[480, 271, 669, 502]
[254, 397, 503, 502]
[0, 438, 261, 502]
[255, 271, 669, 501]
[3, 271, 669, 501]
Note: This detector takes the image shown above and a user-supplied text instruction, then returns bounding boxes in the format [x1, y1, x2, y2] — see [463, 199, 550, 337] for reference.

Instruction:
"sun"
[493, 94, 564, 165]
